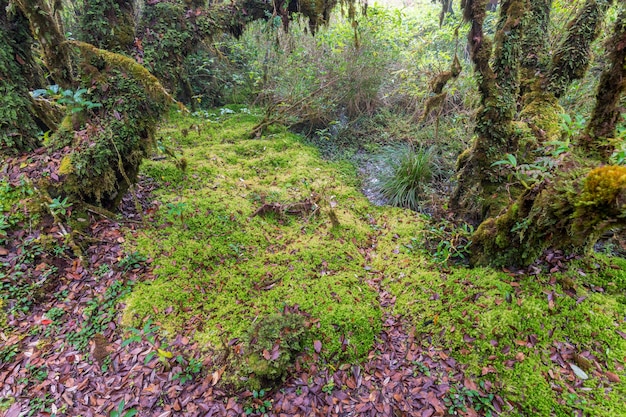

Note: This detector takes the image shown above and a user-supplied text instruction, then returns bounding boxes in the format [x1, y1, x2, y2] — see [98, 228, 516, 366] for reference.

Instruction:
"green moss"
[577, 165, 626, 208]
[518, 92, 563, 145]
[122, 110, 626, 411]
[245, 311, 308, 384]
[389, 266, 626, 416]
[123, 110, 382, 370]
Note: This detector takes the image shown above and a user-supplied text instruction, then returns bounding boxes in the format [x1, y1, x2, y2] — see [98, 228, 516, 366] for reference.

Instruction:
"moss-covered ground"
[122, 108, 626, 415]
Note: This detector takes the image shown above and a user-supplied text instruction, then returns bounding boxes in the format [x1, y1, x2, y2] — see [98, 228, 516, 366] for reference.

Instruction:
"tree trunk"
[452, 0, 626, 266]
[0, 0, 45, 153]
[583, 8, 626, 155]
[451, 0, 527, 221]
[13, 0, 74, 88]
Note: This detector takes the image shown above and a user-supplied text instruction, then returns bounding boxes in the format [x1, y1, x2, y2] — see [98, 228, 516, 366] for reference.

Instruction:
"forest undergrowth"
[2, 1, 626, 416]
[0, 106, 625, 416]
[124, 109, 625, 416]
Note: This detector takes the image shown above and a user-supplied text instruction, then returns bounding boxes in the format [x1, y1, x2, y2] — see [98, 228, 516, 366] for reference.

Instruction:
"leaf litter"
[0, 155, 498, 416]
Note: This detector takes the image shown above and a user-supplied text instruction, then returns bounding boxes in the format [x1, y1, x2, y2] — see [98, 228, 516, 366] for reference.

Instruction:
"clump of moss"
[245, 309, 309, 384]
[577, 165, 626, 208]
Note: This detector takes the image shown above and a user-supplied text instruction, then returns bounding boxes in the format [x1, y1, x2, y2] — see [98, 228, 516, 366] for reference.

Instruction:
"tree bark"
[13, 0, 74, 88]
[583, 7, 626, 155]
[453, 0, 626, 266]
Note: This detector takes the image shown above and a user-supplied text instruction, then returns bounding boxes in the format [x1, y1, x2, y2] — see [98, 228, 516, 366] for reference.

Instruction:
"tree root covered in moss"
[471, 164, 626, 267]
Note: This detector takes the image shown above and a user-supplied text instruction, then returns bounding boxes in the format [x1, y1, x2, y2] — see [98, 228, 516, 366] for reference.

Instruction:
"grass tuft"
[377, 144, 438, 210]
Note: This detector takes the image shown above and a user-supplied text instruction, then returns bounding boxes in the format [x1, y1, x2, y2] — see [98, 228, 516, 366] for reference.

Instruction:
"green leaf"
[144, 351, 156, 365]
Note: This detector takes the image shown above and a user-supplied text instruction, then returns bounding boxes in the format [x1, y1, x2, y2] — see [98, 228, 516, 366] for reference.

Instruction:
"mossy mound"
[122, 109, 399, 384]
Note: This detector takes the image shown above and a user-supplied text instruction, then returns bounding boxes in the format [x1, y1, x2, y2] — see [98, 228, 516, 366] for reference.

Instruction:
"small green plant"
[166, 202, 187, 223]
[48, 196, 72, 217]
[377, 145, 437, 211]
[491, 153, 550, 189]
[66, 280, 134, 351]
[95, 263, 112, 277]
[443, 385, 496, 417]
[0, 344, 19, 365]
[23, 363, 48, 384]
[0, 215, 10, 244]
[0, 396, 15, 411]
[321, 380, 335, 394]
[412, 360, 431, 377]
[559, 113, 586, 139]
[45, 307, 66, 322]
[118, 251, 148, 272]
[422, 220, 474, 264]
[172, 355, 203, 384]
[109, 399, 137, 417]
[244, 389, 273, 415]
[610, 125, 626, 165]
[26, 394, 55, 417]
[31, 85, 102, 114]
[122, 319, 174, 365]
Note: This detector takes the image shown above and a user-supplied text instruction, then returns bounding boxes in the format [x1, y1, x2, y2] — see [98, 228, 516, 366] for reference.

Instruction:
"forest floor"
[1, 108, 625, 417]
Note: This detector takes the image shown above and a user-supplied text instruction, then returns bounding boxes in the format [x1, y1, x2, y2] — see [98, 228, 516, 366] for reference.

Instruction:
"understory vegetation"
[2, 0, 626, 416]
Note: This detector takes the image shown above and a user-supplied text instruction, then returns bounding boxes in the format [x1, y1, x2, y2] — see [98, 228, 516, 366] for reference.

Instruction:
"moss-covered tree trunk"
[450, 0, 527, 221]
[452, 0, 626, 266]
[0, 0, 49, 153]
[13, 0, 74, 88]
[583, 7, 626, 155]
